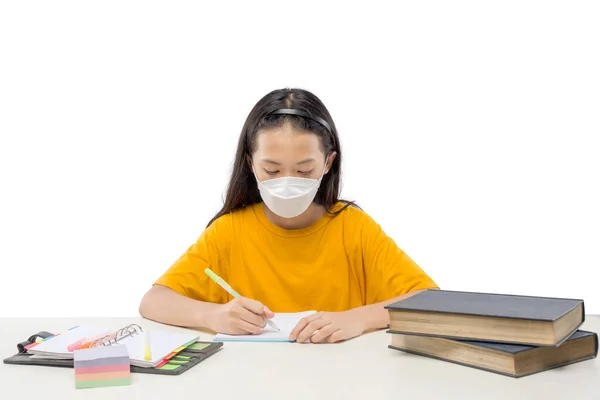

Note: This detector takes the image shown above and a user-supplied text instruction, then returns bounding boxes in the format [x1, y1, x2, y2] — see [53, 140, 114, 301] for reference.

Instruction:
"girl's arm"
[139, 285, 220, 330]
[351, 289, 435, 333]
[139, 284, 274, 335]
[357, 211, 439, 309]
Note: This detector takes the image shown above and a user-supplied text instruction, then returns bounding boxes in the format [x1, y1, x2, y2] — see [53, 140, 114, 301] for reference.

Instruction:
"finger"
[296, 318, 331, 344]
[238, 297, 267, 315]
[289, 312, 323, 341]
[263, 306, 275, 319]
[327, 330, 346, 343]
[234, 319, 263, 335]
[236, 307, 267, 328]
[310, 325, 340, 343]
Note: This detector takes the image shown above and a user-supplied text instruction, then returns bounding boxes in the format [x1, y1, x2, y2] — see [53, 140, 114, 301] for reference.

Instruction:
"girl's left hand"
[289, 311, 365, 344]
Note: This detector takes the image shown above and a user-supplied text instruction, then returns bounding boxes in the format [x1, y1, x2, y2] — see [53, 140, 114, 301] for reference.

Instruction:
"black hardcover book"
[385, 290, 585, 346]
[387, 329, 598, 378]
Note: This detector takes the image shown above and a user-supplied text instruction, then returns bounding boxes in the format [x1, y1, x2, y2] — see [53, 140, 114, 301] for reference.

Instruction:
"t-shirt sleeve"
[153, 216, 230, 304]
[359, 211, 439, 304]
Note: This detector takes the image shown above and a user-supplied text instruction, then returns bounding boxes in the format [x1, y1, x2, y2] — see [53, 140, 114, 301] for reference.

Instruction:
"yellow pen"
[143, 330, 152, 361]
[204, 268, 280, 332]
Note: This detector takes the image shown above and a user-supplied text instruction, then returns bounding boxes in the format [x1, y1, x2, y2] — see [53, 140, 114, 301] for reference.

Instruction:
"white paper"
[121, 329, 198, 367]
[27, 326, 109, 357]
[27, 325, 198, 367]
[214, 311, 316, 342]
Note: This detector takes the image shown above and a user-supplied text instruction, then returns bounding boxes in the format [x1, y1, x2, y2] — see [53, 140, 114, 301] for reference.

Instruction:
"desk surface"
[1, 317, 599, 399]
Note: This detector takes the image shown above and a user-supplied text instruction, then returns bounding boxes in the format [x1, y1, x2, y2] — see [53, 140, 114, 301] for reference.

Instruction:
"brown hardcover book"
[385, 290, 584, 346]
[388, 330, 598, 378]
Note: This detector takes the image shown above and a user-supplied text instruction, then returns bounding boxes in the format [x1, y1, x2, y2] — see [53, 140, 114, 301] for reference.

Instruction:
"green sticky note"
[174, 355, 191, 360]
[157, 363, 181, 371]
[76, 378, 131, 389]
[168, 359, 189, 365]
[187, 342, 211, 351]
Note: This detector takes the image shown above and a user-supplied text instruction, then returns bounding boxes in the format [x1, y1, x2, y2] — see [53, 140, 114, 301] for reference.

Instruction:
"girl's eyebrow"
[261, 159, 281, 165]
[261, 158, 316, 165]
[296, 158, 316, 165]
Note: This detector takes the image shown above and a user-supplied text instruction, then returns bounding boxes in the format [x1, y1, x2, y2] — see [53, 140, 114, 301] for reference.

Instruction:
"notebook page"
[214, 311, 316, 342]
[28, 327, 109, 358]
[121, 329, 199, 366]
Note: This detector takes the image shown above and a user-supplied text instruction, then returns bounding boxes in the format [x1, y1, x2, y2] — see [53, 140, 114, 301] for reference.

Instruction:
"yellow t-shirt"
[154, 202, 438, 312]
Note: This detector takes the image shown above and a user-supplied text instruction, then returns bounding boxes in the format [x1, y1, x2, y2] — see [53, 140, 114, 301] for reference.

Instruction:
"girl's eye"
[265, 170, 279, 175]
[298, 170, 313, 175]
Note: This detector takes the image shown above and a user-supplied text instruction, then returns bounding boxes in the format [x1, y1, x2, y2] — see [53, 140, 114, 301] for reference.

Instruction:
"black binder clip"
[17, 331, 55, 353]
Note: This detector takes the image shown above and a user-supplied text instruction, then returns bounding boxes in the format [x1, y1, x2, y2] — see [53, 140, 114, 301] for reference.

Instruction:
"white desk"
[1, 317, 599, 399]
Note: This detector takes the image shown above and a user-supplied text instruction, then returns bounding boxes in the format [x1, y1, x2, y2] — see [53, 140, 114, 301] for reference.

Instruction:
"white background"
[1, 1, 598, 317]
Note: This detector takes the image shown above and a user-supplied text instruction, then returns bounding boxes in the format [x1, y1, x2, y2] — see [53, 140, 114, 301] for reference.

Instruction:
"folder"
[3, 327, 222, 376]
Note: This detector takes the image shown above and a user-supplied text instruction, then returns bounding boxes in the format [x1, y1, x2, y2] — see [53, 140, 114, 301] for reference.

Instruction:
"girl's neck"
[263, 203, 326, 230]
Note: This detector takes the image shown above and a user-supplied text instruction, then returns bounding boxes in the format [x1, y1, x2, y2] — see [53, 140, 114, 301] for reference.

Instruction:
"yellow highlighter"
[143, 330, 152, 361]
[204, 268, 280, 332]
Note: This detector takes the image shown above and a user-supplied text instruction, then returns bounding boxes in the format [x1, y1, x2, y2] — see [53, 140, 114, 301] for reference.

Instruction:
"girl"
[139, 88, 438, 343]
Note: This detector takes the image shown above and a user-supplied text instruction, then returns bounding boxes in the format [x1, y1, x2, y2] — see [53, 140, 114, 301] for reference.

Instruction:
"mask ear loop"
[318, 153, 331, 181]
[250, 161, 263, 185]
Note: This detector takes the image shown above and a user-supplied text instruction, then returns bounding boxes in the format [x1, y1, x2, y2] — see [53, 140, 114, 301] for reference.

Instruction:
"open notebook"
[214, 311, 316, 342]
[27, 324, 199, 368]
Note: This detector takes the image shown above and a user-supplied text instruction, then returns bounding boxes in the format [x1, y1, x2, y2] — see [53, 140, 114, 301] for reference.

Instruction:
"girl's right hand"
[207, 296, 274, 335]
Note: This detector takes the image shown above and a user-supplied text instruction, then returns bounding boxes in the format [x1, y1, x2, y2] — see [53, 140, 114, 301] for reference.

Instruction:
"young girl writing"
[139, 88, 438, 343]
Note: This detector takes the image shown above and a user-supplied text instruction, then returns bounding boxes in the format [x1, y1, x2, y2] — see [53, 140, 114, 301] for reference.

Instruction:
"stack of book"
[385, 290, 598, 378]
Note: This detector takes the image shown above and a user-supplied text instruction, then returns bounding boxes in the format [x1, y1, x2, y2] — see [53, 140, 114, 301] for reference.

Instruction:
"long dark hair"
[207, 88, 356, 227]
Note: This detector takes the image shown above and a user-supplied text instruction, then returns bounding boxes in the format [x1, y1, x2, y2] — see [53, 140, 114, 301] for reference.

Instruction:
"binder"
[26, 323, 201, 368]
[88, 323, 144, 347]
[4, 329, 223, 376]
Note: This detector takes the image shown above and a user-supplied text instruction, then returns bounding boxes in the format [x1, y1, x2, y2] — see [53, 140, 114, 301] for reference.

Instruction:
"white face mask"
[253, 162, 327, 218]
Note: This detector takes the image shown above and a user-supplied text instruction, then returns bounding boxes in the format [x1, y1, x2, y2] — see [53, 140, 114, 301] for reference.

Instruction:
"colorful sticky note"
[187, 342, 211, 351]
[157, 363, 181, 371]
[74, 345, 131, 389]
[168, 359, 189, 365]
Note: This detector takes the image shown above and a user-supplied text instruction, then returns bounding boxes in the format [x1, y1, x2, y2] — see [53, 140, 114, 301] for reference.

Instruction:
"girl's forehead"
[254, 126, 322, 159]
